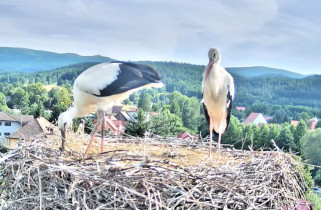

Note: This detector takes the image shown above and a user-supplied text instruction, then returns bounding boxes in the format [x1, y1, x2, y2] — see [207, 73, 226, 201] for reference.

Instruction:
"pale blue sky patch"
[0, 0, 320, 74]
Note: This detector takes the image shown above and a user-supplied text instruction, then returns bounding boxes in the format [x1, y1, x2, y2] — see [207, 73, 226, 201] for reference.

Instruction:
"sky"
[0, 0, 320, 75]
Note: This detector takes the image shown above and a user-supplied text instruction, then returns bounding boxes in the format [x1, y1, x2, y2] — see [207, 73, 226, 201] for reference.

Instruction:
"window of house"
[5, 122, 11, 126]
[4, 132, 10, 136]
[0, 122, 2, 125]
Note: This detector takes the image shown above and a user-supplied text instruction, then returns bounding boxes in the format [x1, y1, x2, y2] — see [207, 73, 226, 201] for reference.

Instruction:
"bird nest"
[0, 135, 309, 209]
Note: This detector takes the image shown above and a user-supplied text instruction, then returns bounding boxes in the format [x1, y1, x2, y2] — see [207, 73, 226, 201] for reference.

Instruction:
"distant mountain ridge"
[0, 47, 113, 72]
[0, 47, 306, 78]
[226, 66, 305, 79]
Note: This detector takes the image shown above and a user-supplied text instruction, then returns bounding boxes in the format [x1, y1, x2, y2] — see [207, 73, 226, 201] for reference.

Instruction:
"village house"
[0, 109, 34, 147]
[291, 117, 319, 130]
[235, 107, 246, 111]
[244, 112, 267, 126]
[8, 117, 54, 149]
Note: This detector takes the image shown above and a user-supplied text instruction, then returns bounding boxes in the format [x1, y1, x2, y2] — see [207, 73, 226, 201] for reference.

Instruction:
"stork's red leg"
[84, 110, 103, 158]
[101, 111, 105, 153]
[208, 116, 213, 158]
[217, 132, 222, 160]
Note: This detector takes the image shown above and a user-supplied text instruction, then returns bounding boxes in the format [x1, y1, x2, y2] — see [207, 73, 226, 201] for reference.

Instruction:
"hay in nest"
[0, 136, 309, 209]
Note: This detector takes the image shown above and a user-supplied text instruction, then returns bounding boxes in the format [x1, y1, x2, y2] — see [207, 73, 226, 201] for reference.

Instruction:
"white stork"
[58, 61, 163, 158]
[202, 48, 234, 157]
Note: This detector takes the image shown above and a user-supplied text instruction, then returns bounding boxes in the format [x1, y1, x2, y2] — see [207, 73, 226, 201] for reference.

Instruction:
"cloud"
[0, 0, 320, 74]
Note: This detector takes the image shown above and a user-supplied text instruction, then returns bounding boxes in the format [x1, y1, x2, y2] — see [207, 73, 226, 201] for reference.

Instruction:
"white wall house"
[244, 113, 267, 125]
[0, 121, 21, 138]
[0, 110, 34, 147]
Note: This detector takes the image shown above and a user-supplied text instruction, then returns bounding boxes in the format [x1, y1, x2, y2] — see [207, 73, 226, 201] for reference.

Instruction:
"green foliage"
[222, 116, 244, 146]
[181, 97, 201, 133]
[268, 124, 280, 143]
[0, 92, 10, 112]
[0, 146, 9, 153]
[12, 87, 29, 110]
[275, 123, 296, 152]
[125, 109, 148, 137]
[301, 128, 321, 166]
[255, 124, 271, 149]
[314, 169, 321, 186]
[49, 87, 72, 121]
[293, 120, 307, 153]
[138, 91, 152, 112]
[151, 109, 187, 136]
[25, 83, 49, 105]
[170, 91, 182, 118]
[305, 191, 321, 210]
[315, 121, 321, 129]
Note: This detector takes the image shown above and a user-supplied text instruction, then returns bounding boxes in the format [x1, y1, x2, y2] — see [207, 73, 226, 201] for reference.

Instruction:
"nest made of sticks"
[0, 137, 308, 210]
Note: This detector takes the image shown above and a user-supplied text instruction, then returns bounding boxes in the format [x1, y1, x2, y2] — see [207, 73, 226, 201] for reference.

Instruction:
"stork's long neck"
[64, 106, 81, 121]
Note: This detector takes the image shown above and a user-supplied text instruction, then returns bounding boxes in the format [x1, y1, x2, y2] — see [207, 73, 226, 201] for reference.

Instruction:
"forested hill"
[1, 61, 321, 108]
[226, 66, 305, 78]
[0, 47, 306, 78]
[0, 47, 113, 72]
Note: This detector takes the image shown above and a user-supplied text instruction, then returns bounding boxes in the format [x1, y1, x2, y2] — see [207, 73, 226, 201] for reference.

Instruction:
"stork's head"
[208, 48, 221, 63]
[205, 48, 221, 80]
[58, 111, 73, 140]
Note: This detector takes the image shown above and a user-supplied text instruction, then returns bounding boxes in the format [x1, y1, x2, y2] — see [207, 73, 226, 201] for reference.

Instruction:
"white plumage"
[58, 61, 163, 158]
[202, 48, 234, 158]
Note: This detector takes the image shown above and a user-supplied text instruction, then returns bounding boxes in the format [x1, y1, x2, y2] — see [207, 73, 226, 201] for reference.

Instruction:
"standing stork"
[202, 48, 234, 157]
[58, 61, 163, 158]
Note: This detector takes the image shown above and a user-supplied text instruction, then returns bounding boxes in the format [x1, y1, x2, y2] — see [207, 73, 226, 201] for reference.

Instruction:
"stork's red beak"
[205, 59, 214, 80]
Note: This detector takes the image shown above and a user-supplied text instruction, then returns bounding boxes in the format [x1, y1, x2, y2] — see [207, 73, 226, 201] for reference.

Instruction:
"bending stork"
[202, 48, 234, 157]
[58, 61, 163, 158]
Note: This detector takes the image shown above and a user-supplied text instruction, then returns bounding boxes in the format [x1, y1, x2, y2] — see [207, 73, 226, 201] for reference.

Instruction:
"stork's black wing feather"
[225, 90, 233, 133]
[95, 62, 161, 97]
[203, 102, 219, 137]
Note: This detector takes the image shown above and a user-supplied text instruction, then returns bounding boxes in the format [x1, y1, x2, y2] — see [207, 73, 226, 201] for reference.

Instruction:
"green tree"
[138, 91, 152, 112]
[12, 87, 30, 111]
[300, 112, 311, 122]
[315, 121, 321, 129]
[268, 124, 280, 143]
[49, 87, 72, 121]
[275, 123, 295, 152]
[125, 108, 148, 137]
[181, 97, 201, 133]
[293, 120, 307, 153]
[25, 83, 49, 106]
[0, 92, 10, 113]
[251, 125, 260, 149]
[170, 91, 182, 118]
[222, 116, 243, 147]
[241, 125, 254, 150]
[151, 109, 187, 136]
[314, 169, 321, 186]
[256, 124, 271, 149]
[300, 128, 321, 166]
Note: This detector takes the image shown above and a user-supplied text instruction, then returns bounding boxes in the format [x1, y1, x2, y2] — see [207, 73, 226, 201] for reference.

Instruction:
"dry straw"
[0, 135, 308, 209]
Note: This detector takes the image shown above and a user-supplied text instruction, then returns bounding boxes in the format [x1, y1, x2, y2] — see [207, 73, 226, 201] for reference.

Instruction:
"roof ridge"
[0, 109, 18, 122]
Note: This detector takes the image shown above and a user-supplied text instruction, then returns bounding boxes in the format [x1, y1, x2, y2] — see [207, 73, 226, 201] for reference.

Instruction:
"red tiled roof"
[244, 113, 261, 124]
[310, 121, 317, 130]
[9, 117, 53, 140]
[236, 107, 246, 111]
[129, 107, 138, 112]
[177, 132, 194, 139]
[291, 120, 299, 127]
[105, 118, 118, 131]
[112, 105, 123, 113]
[0, 109, 34, 124]
[151, 111, 158, 116]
